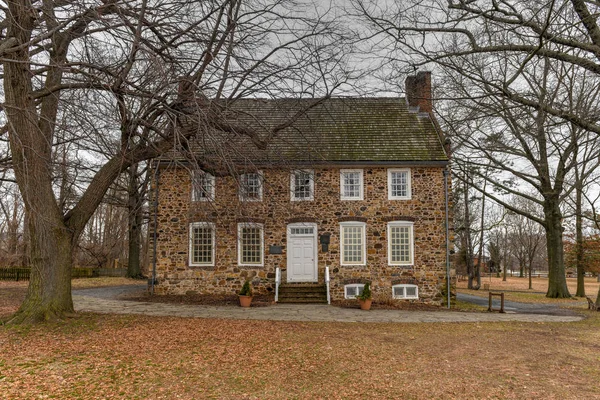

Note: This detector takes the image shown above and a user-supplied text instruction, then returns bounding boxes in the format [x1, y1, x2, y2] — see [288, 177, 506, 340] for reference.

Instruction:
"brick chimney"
[405, 71, 432, 113]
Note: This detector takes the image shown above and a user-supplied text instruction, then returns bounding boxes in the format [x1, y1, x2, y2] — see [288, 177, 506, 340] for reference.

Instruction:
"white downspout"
[275, 267, 281, 303]
[325, 266, 331, 305]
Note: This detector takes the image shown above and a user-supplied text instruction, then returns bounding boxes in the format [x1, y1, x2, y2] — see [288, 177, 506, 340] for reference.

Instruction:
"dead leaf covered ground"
[1, 280, 600, 398]
[1, 311, 599, 399]
[458, 276, 600, 305]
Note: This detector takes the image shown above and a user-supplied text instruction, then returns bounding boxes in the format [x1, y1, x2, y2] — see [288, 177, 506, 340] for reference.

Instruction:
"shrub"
[356, 282, 372, 300]
[239, 280, 253, 296]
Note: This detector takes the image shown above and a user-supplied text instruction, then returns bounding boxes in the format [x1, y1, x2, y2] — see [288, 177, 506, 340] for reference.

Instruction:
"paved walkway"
[72, 285, 584, 323]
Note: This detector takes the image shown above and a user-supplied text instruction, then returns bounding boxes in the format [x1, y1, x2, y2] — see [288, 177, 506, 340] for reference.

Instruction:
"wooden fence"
[0, 267, 128, 281]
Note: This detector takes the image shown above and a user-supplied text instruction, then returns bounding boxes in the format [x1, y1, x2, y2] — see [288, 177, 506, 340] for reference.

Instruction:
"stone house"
[150, 71, 452, 304]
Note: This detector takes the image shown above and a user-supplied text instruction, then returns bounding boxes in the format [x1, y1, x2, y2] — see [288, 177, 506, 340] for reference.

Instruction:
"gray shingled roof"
[169, 97, 448, 166]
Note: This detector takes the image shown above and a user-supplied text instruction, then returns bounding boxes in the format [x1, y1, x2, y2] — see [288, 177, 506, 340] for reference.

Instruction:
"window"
[238, 223, 264, 266]
[340, 169, 363, 200]
[291, 170, 314, 201]
[290, 227, 314, 235]
[344, 284, 365, 299]
[189, 222, 215, 266]
[340, 221, 366, 266]
[388, 169, 411, 200]
[387, 221, 414, 266]
[392, 284, 419, 299]
[191, 171, 215, 201]
[240, 172, 263, 201]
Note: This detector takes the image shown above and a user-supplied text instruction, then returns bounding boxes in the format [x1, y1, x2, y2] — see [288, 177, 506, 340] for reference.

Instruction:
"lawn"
[457, 276, 600, 305]
[1, 278, 600, 399]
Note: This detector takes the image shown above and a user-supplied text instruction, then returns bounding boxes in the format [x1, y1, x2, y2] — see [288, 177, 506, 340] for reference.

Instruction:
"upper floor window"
[238, 223, 264, 266]
[387, 221, 414, 266]
[189, 222, 215, 266]
[239, 172, 263, 201]
[388, 169, 411, 200]
[340, 221, 366, 266]
[340, 169, 363, 200]
[291, 170, 314, 201]
[191, 171, 215, 201]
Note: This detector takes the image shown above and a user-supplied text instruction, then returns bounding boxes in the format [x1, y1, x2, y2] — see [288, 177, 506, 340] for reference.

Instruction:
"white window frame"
[290, 169, 315, 201]
[387, 168, 411, 200]
[340, 221, 367, 266]
[189, 222, 216, 267]
[191, 171, 215, 202]
[237, 223, 264, 267]
[239, 171, 263, 201]
[344, 284, 365, 299]
[387, 221, 414, 266]
[392, 284, 419, 299]
[340, 169, 364, 200]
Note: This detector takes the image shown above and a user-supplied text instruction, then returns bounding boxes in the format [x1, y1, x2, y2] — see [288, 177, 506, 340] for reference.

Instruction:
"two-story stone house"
[150, 71, 452, 304]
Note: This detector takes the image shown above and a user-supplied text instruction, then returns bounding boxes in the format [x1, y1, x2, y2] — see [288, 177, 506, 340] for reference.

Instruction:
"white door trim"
[286, 222, 318, 283]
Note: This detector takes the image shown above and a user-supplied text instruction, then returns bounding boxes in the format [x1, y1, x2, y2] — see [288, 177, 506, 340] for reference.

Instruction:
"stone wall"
[150, 165, 452, 304]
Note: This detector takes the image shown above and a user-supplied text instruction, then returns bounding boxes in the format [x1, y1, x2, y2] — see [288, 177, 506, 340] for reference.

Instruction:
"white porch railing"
[325, 266, 331, 305]
[275, 267, 281, 303]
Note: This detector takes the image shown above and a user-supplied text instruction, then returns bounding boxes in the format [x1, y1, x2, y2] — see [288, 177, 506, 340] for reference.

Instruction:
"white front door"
[287, 224, 318, 282]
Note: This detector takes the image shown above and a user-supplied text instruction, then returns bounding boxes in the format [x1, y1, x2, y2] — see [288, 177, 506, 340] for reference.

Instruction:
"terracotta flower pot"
[359, 298, 372, 310]
[239, 295, 253, 307]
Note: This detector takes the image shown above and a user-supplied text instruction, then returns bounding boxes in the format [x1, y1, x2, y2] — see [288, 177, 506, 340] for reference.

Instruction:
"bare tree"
[506, 198, 547, 290]
[353, 0, 600, 298]
[1, 0, 355, 323]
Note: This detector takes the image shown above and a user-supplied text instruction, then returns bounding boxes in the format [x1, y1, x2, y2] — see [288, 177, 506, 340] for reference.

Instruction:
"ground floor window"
[392, 284, 419, 299]
[189, 222, 215, 266]
[238, 223, 264, 266]
[344, 284, 365, 299]
[340, 221, 366, 266]
[387, 221, 414, 266]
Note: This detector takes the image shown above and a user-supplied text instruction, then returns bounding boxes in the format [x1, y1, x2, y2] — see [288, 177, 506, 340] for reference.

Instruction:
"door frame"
[286, 222, 318, 283]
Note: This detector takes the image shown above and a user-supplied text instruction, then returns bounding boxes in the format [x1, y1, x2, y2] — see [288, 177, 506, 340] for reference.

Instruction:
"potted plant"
[239, 280, 253, 307]
[357, 282, 372, 310]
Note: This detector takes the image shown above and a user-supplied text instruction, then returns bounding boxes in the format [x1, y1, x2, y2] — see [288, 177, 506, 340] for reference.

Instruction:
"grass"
[457, 276, 600, 306]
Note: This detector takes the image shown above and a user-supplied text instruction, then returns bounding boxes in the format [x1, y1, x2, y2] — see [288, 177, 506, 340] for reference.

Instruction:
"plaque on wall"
[269, 245, 283, 254]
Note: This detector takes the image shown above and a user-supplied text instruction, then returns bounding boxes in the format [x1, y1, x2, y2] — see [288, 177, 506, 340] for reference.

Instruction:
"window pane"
[241, 173, 261, 199]
[343, 225, 363, 263]
[406, 286, 417, 297]
[342, 171, 361, 198]
[191, 225, 213, 264]
[390, 225, 411, 263]
[391, 171, 408, 198]
[192, 172, 213, 200]
[294, 171, 312, 199]
[241, 226, 262, 264]
[291, 227, 314, 235]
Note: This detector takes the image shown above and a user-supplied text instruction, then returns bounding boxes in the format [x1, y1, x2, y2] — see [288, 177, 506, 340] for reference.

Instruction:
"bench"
[586, 296, 598, 311]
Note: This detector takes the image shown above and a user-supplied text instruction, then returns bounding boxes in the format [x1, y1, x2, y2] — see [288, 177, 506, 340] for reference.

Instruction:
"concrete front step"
[278, 284, 328, 304]
[278, 297, 327, 304]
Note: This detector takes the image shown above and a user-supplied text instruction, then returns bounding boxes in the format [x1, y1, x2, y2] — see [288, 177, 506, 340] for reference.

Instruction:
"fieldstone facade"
[150, 164, 452, 304]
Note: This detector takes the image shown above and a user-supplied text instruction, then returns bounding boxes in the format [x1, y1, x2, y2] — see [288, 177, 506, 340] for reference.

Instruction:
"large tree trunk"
[575, 182, 585, 297]
[7, 212, 75, 324]
[3, 0, 76, 323]
[544, 200, 571, 298]
[127, 164, 143, 278]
